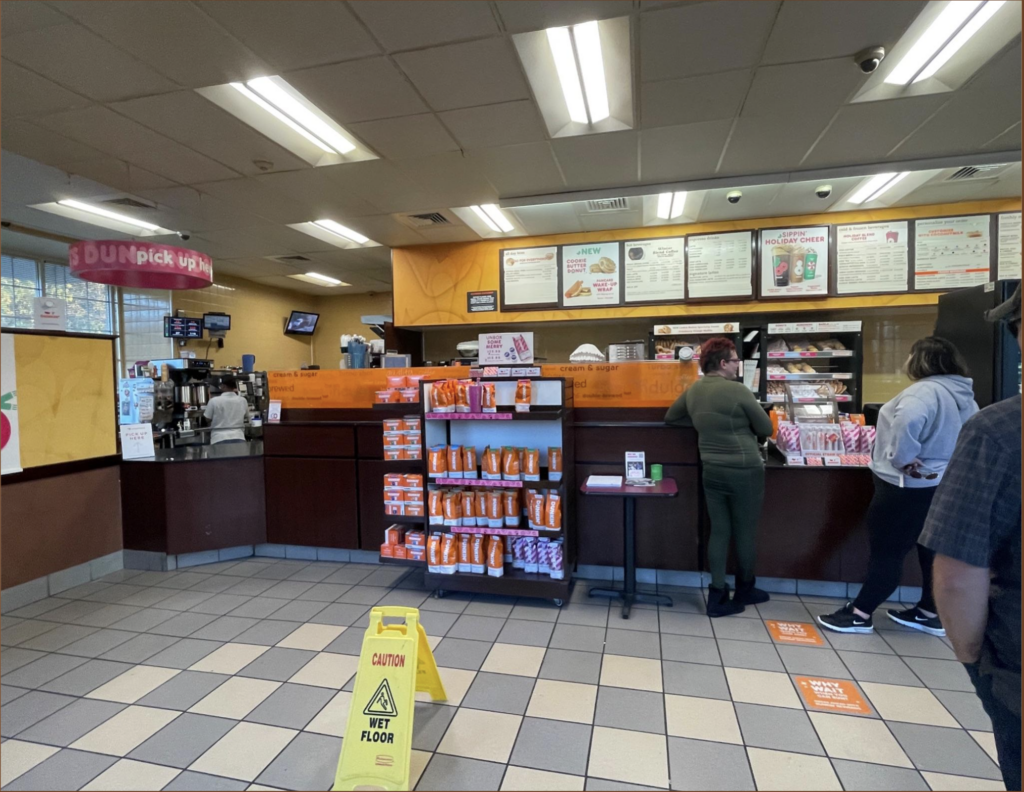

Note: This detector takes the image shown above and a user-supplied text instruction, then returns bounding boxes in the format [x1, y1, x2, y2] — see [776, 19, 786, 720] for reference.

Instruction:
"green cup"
[651, 464, 663, 481]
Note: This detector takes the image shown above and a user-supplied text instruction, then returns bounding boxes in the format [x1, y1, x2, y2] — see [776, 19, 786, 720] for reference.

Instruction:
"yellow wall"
[314, 291, 394, 368]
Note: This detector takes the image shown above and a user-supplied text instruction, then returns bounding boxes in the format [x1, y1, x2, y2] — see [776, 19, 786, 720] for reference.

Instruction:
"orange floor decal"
[766, 620, 826, 646]
[795, 676, 873, 715]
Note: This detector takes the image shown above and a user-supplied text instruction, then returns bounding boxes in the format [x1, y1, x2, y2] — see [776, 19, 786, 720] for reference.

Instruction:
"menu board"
[500, 246, 559, 307]
[623, 238, 685, 303]
[914, 215, 991, 290]
[164, 316, 202, 339]
[835, 221, 909, 294]
[687, 231, 754, 299]
[561, 241, 621, 307]
[760, 227, 830, 298]
[997, 212, 1022, 280]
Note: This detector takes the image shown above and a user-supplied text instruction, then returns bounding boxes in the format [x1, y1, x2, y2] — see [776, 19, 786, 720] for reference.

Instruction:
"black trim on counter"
[1, 455, 121, 484]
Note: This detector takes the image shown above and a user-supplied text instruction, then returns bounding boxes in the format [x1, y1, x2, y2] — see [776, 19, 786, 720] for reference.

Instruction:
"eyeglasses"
[907, 470, 938, 480]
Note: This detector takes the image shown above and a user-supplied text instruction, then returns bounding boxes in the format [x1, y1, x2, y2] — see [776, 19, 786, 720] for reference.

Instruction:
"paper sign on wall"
[120, 423, 155, 460]
[501, 247, 559, 307]
[835, 221, 909, 294]
[478, 333, 534, 365]
[915, 215, 991, 290]
[561, 242, 621, 307]
[1, 333, 22, 475]
[795, 676, 873, 715]
[998, 212, 1022, 280]
[760, 227, 830, 298]
[33, 297, 67, 331]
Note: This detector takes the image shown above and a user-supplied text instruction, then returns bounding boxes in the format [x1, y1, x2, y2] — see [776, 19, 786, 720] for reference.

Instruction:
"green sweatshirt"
[665, 375, 774, 468]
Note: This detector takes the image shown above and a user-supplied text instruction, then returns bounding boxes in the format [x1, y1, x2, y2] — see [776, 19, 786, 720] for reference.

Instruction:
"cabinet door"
[265, 458, 359, 549]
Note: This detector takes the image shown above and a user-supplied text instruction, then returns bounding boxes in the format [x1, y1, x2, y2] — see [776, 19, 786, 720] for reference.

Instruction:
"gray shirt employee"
[203, 375, 248, 444]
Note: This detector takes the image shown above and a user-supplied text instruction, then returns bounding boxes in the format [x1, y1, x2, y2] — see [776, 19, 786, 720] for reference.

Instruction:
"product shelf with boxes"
[419, 376, 575, 605]
[759, 321, 864, 411]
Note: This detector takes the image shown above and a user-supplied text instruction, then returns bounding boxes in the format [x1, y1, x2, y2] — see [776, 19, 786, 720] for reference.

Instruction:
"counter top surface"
[125, 440, 263, 463]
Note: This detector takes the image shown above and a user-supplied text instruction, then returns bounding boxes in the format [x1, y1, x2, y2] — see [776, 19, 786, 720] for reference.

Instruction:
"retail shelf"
[429, 478, 562, 489]
[378, 555, 426, 567]
[767, 373, 854, 380]
[425, 409, 563, 421]
[424, 567, 569, 601]
[766, 351, 854, 359]
[766, 394, 853, 403]
[448, 525, 563, 537]
[374, 402, 420, 410]
[384, 513, 428, 524]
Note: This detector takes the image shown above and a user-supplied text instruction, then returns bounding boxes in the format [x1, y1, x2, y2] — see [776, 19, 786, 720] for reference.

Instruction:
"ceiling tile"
[196, 1, 380, 72]
[983, 122, 1022, 152]
[467, 142, 565, 197]
[254, 168, 381, 218]
[134, 186, 262, 232]
[639, 119, 732, 182]
[495, 1, 634, 33]
[63, 159, 179, 194]
[0, 150, 126, 206]
[1, 23, 178, 102]
[0, 59, 93, 118]
[640, 70, 752, 128]
[510, 203, 584, 235]
[893, 181, 991, 207]
[696, 184, 782, 221]
[330, 214, 428, 247]
[323, 159, 443, 214]
[770, 177, 865, 215]
[111, 91, 310, 176]
[439, 100, 548, 149]
[348, 0, 500, 52]
[285, 57, 428, 125]
[718, 110, 835, 177]
[579, 209, 644, 232]
[640, 1, 780, 82]
[761, 1, 926, 66]
[0, 119, 108, 171]
[51, 0, 271, 87]
[742, 59, 866, 118]
[394, 152, 499, 206]
[191, 177, 318, 225]
[348, 113, 460, 160]
[214, 257, 304, 278]
[0, 1, 68, 38]
[193, 226, 297, 259]
[551, 132, 639, 191]
[1, 229, 70, 261]
[395, 39, 531, 112]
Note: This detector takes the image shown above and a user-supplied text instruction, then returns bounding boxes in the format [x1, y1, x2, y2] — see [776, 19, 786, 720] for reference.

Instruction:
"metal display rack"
[757, 321, 864, 411]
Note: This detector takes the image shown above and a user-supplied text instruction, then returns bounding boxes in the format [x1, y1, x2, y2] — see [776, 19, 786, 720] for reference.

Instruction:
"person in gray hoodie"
[819, 337, 978, 636]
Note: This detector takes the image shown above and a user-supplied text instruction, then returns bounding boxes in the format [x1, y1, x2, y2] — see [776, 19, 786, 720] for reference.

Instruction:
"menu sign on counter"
[998, 212, 1022, 280]
[835, 221, 909, 295]
[768, 321, 862, 334]
[760, 227, 830, 298]
[654, 322, 740, 336]
[623, 238, 685, 303]
[561, 242, 621, 307]
[500, 246, 558, 308]
[687, 231, 754, 299]
[914, 215, 991, 290]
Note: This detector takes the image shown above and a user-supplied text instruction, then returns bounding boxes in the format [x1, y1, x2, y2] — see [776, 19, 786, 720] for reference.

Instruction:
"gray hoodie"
[870, 375, 979, 488]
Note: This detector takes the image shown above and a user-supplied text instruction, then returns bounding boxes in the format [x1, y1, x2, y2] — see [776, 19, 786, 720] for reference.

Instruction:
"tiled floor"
[0, 559, 1005, 791]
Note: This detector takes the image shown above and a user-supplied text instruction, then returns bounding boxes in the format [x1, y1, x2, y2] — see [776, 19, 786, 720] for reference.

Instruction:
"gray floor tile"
[231, 620, 298, 646]
[0, 648, 47, 675]
[417, 610, 460, 638]
[162, 770, 249, 791]
[1, 684, 29, 705]
[189, 616, 259, 641]
[98, 570, 145, 583]
[119, 587, 181, 608]
[223, 579, 277, 597]
[550, 623, 606, 653]
[662, 661, 731, 700]
[87, 583, 147, 605]
[40, 659, 134, 696]
[361, 568, 411, 588]
[336, 585, 392, 605]
[228, 597, 286, 619]
[322, 566, 376, 585]
[880, 630, 958, 660]
[0, 690, 75, 737]
[831, 759, 929, 791]
[98, 633, 179, 663]
[35, 600, 107, 624]
[59, 581, 113, 600]
[76, 604, 144, 628]
[323, 629, 366, 656]
[510, 716, 592, 776]
[256, 731, 341, 790]
[1, 652, 88, 689]
[265, 600, 329, 623]
[903, 657, 974, 691]
[2, 747, 116, 790]
[147, 612, 219, 637]
[310, 603, 370, 627]
[464, 599, 516, 619]
[137, 671, 229, 711]
[433, 637, 493, 670]
[461, 671, 535, 715]
[661, 634, 720, 665]
[416, 753, 506, 791]
[128, 712, 235, 768]
[658, 612, 713, 638]
[17, 698, 125, 746]
[287, 565, 336, 583]
[888, 721, 1002, 779]
[586, 779, 666, 791]
[262, 580, 316, 599]
[823, 630, 895, 654]
[667, 737, 754, 791]
[188, 576, 240, 594]
[711, 617, 770, 643]
[605, 628, 660, 659]
[55, 628, 136, 659]
[933, 689, 993, 731]
[107, 607, 178, 633]
[609, 606, 660, 632]
[838, 650, 923, 686]
[297, 583, 352, 602]
[735, 702, 824, 755]
[420, 593, 472, 614]
[20, 624, 98, 652]
[776, 645, 852, 679]
[755, 601, 813, 622]
[1, 620, 60, 646]
[157, 572, 211, 590]
[446, 615, 505, 642]
[511, 602, 562, 623]
[237, 648, 316, 682]
[412, 702, 456, 751]
[156, 590, 217, 612]
[497, 619, 554, 648]
[540, 648, 603, 684]
[717, 639, 783, 672]
[8, 598, 73, 619]
[556, 604, 609, 628]
[142, 638, 223, 669]
[189, 594, 253, 616]
[595, 687, 666, 734]
[375, 589, 432, 608]
[244, 682, 334, 729]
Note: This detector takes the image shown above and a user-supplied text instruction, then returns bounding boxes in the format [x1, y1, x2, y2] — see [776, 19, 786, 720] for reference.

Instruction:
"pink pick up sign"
[69, 240, 214, 290]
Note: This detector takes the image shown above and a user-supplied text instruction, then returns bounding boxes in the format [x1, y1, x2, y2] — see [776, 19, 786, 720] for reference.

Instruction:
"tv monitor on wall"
[285, 311, 320, 335]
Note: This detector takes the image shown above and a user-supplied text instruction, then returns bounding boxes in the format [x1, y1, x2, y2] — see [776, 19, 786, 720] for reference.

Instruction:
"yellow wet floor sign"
[334, 607, 446, 791]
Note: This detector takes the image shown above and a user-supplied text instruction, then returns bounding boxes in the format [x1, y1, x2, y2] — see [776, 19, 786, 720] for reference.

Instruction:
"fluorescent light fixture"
[547, 27, 588, 124]
[573, 22, 609, 123]
[865, 171, 910, 202]
[885, 0, 982, 85]
[670, 191, 687, 219]
[247, 77, 355, 154]
[848, 173, 898, 204]
[915, 0, 1005, 81]
[56, 199, 169, 233]
[656, 193, 673, 220]
[470, 205, 501, 233]
[313, 219, 369, 245]
[304, 272, 342, 285]
[230, 82, 334, 153]
[480, 204, 515, 233]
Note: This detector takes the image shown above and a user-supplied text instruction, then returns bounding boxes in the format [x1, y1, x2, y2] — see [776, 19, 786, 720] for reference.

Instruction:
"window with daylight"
[121, 287, 173, 369]
[0, 255, 42, 328]
[43, 261, 114, 334]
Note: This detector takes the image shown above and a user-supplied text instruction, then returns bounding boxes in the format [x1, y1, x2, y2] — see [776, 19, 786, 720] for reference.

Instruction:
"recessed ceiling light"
[546, 21, 610, 125]
[655, 192, 687, 220]
[304, 272, 342, 285]
[573, 22, 609, 123]
[288, 273, 351, 287]
[865, 171, 910, 202]
[915, 0, 1006, 82]
[848, 173, 899, 204]
[55, 199, 172, 233]
[885, 1, 982, 85]
[246, 77, 355, 154]
[313, 219, 369, 245]
[480, 205, 515, 233]
[547, 27, 588, 124]
[230, 82, 334, 153]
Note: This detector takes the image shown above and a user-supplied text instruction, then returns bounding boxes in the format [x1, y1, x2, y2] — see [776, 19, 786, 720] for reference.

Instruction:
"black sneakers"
[706, 584, 745, 618]
[817, 602, 874, 634]
[887, 606, 946, 636]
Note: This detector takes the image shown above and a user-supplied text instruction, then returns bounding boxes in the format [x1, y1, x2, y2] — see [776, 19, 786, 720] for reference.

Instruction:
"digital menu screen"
[163, 316, 203, 339]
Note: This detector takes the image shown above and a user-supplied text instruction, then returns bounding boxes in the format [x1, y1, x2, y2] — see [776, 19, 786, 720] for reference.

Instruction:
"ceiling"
[1, 0, 1020, 295]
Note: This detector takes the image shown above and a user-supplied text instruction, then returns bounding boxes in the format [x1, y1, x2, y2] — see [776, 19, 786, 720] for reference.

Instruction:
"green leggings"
[703, 464, 765, 589]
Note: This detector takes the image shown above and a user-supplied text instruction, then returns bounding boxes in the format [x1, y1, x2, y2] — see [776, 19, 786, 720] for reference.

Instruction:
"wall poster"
[687, 231, 754, 299]
[914, 215, 991, 290]
[500, 246, 559, 308]
[759, 226, 830, 298]
[835, 221, 910, 294]
[997, 212, 1022, 280]
[560, 241, 621, 307]
[1, 333, 21, 475]
[623, 238, 685, 303]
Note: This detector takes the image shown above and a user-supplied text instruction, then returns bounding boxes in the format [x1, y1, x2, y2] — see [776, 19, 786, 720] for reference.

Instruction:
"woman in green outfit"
[665, 337, 774, 617]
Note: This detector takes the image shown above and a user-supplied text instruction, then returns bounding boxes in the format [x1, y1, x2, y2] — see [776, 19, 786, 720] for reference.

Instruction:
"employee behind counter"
[203, 375, 249, 444]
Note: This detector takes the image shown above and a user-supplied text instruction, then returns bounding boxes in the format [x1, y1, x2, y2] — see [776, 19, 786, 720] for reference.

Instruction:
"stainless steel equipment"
[194, 384, 209, 406]
[175, 384, 195, 406]
[607, 340, 646, 362]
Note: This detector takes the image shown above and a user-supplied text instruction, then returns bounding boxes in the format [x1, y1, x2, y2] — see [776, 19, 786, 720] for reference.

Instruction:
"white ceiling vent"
[585, 197, 630, 213]
[396, 211, 452, 230]
[945, 164, 1012, 181]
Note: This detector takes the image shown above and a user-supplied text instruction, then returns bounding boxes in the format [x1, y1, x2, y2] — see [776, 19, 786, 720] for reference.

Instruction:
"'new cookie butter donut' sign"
[561, 242, 621, 308]
[69, 240, 214, 290]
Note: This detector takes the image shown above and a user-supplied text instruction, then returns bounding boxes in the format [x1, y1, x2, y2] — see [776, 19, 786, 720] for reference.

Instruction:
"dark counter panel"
[575, 425, 699, 465]
[264, 457, 359, 549]
[576, 463, 699, 571]
[356, 424, 384, 459]
[264, 424, 355, 458]
[357, 459, 394, 550]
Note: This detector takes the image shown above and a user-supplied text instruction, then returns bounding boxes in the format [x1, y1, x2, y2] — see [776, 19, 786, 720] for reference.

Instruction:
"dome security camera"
[815, 184, 833, 199]
[726, 190, 742, 204]
[855, 46, 886, 74]
[177, 231, 191, 241]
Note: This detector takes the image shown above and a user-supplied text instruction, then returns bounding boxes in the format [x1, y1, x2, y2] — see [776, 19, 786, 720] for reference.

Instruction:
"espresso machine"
[149, 358, 213, 445]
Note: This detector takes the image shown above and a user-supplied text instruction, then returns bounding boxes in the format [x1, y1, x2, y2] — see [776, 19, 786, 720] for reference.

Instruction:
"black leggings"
[852, 474, 937, 615]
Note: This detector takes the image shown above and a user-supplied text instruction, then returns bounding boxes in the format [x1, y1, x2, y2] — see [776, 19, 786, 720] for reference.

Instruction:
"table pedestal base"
[588, 586, 673, 619]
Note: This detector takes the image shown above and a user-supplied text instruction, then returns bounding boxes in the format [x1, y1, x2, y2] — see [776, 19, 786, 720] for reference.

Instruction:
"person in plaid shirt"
[920, 283, 1021, 791]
